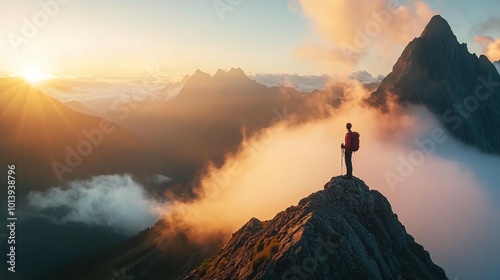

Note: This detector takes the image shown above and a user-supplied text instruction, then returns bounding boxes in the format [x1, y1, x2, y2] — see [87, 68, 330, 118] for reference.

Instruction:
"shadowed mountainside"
[40, 219, 224, 280]
[0, 78, 168, 194]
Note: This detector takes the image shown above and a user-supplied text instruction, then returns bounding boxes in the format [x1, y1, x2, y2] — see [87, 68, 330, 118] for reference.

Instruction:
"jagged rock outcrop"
[185, 177, 447, 280]
[366, 15, 500, 154]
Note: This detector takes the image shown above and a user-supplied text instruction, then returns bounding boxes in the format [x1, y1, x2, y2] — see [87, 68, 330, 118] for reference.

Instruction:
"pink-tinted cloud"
[292, 0, 435, 73]
[474, 35, 500, 62]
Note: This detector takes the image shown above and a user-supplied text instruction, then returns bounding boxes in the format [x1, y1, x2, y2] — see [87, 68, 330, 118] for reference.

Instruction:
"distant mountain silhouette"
[0, 78, 167, 193]
[366, 15, 500, 154]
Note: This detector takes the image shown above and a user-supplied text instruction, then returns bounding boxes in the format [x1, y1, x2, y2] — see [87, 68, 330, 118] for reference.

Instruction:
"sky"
[0, 0, 499, 78]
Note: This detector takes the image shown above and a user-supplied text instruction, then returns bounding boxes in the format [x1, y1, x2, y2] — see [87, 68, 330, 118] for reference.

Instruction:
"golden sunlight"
[20, 67, 53, 84]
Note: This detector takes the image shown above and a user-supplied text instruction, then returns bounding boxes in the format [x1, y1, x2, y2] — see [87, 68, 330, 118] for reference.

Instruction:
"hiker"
[341, 122, 359, 179]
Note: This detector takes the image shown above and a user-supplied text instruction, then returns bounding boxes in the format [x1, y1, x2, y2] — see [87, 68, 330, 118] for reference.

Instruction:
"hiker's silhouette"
[341, 123, 354, 179]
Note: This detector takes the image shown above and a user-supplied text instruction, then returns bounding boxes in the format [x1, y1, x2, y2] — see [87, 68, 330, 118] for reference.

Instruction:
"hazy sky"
[1, 0, 499, 77]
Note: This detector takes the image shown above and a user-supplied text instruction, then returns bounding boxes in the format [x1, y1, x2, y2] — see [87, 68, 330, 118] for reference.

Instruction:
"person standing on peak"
[341, 123, 360, 179]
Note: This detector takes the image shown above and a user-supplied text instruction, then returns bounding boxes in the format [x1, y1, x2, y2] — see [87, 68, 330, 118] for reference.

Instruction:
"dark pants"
[345, 150, 353, 176]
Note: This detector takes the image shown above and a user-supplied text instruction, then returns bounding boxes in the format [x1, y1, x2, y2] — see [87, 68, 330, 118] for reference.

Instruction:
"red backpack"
[350, 132, 360, 151]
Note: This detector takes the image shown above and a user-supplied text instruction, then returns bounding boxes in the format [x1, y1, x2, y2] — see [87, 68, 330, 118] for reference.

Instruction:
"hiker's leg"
[345, 151, 352, 176]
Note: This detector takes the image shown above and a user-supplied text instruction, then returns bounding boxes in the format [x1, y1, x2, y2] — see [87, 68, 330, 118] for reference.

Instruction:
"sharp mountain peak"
[420, 14, 455, 40]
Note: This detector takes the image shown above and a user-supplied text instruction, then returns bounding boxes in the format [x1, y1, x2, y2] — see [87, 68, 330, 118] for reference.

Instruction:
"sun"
[20, 68, 53, 84]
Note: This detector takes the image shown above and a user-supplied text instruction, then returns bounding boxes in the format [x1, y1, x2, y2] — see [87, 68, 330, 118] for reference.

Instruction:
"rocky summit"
[185, 177, 447, 280]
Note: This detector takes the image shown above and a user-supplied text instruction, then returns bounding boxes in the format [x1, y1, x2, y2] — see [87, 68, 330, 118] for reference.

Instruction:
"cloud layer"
[27, 174, 166, 234]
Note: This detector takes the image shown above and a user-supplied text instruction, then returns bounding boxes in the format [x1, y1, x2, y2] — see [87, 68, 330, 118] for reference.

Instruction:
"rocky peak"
[185, 177, 447, 280]
[420, 15, 455, 41]
[366, 15, 500, 154]
[191, 69, 212, 81]
[228, 67, 246, 76]
[213, 67, 250, 81]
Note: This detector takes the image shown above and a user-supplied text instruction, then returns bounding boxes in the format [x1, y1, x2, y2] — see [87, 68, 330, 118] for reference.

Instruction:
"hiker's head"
[346, 123, 352, 130]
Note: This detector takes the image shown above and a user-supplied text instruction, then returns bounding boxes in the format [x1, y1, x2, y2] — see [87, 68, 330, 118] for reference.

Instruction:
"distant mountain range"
[367, 15, 500, 154]
[102, 67, 344, 192]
